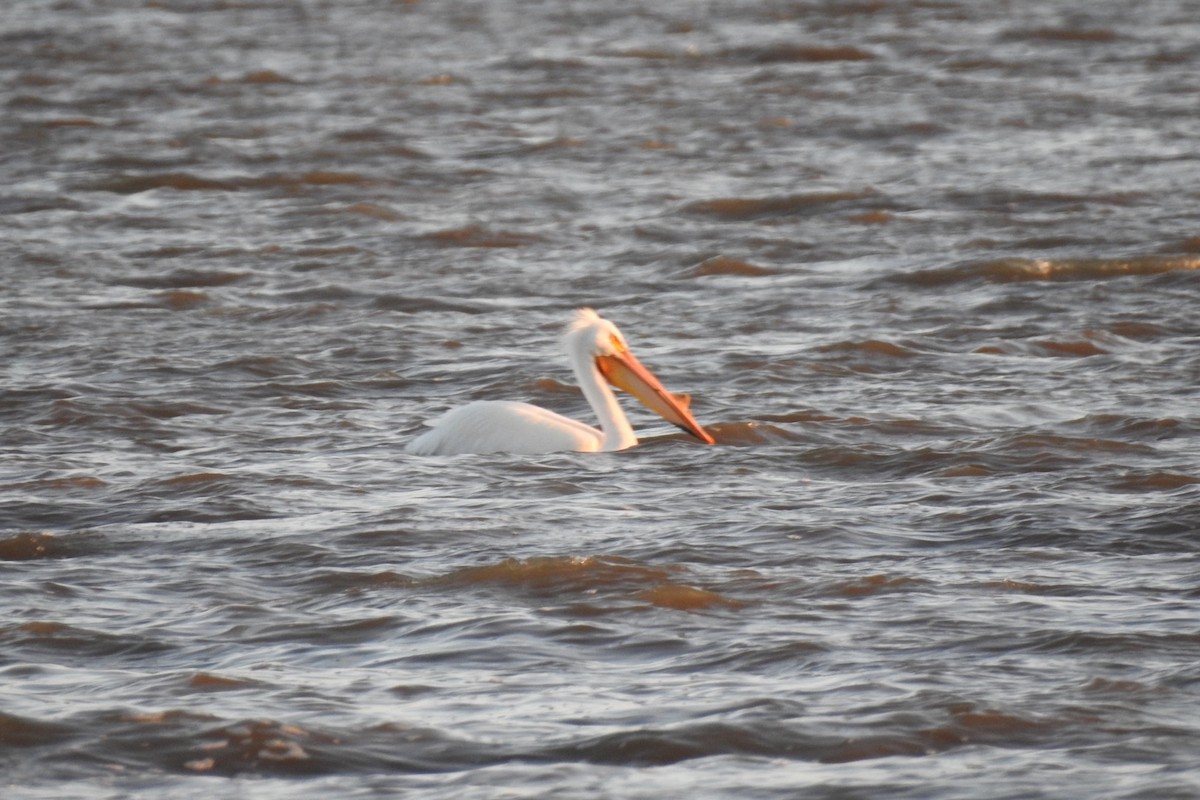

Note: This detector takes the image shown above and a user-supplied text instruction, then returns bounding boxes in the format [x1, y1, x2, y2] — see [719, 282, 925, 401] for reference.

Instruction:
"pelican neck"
[572, 354, 637, 452]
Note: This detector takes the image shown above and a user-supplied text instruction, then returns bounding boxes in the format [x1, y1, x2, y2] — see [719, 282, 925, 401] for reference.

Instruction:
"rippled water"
[4, 1, 1200, 797]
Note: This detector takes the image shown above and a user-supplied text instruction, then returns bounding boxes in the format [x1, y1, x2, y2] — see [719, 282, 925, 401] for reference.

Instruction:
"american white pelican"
[406, 308, 715, 455]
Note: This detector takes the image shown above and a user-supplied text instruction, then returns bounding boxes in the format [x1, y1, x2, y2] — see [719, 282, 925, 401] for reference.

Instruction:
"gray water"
[3, 1, 1200, 797]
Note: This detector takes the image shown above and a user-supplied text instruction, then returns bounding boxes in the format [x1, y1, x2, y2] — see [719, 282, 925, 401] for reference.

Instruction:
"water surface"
[3, 1, 1200, 797]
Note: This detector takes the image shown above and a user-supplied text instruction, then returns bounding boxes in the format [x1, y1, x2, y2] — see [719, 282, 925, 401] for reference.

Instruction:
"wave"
[112, 269, 247, 289]
[0, 531, 103, 561]
[681, 190, 878, 221]
[420, 224, 543, 248]
[0, 701, 1074, 779]
[689, 255, 777, 277]
[0, 621, 175, 660]
[721, 44, 878, 63]
[707, 421, 808, 446]
[816, 339, 919, 359]
[893, 255, 1200, 286]
[596, 43, 878, 64]
[433, 555, 742, 611]
[1110, 470, 1200, 492]
[81, 171, 378, 194]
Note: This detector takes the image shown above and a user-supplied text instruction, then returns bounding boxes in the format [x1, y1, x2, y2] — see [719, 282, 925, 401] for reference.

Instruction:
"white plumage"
[407, 400, 604, 455]
[406, 308, 713, 456]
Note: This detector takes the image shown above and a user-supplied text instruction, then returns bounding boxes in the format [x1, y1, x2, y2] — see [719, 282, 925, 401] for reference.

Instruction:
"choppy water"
[4, 1, 1200, 797]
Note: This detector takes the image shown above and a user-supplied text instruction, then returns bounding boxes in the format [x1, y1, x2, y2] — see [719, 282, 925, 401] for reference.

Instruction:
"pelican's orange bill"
[596, 351, 715, 444]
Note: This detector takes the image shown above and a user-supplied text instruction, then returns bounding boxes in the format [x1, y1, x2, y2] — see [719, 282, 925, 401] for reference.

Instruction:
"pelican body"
[406, 309, 714, 455]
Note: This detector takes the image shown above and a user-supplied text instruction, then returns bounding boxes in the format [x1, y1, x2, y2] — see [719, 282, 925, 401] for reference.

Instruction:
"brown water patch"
[773, 1, 889, 18]
[33, 399, 98, 428]
[835, 574, 914, 598]
[1109, 321, 1168, 339]
[417, 73, 464, 85]
[757, 116, 794, 129]
[128, 401, 228, 419]
[0, 533, 67, 560]
[879, 419, 946, 436]
[16, 72, 57, 87]
[2, 476, 107, 491]
[292, 245, 362, 257]
[1034, 339, 1107, 358]
[240, 69, 294, 84]
[305, 569, 414, 593]
[18, 621, 71, 635]
[682, 191, 876, 221]
[1112, 471, 1200, 492]
[89, 171, 377, 194]
[953, 188, 1143, 211]
[951, 708, 1048, 736]
[302, 170, 368, 186]
[759, 410, 840, 425]
[897, 256, 1200, 286]
[1084, 678, 1154, 694]
[1160, 235, 1200, 254]
[706, 421, 806, 446]
[158, 290, 210, 310]
[1007, 28, 1119, 44]
[341, 202, 404, 221]
[124, 709, 215, 726]
[729, 44, 877, 63]
[161, 472, 230, 486]
[180, 719, 324, 774]
[117, 267, 244, 289]
[941, 464, 990, 478]
[0, 711, 75, 748]
[1004, 433, 1153, 456]
[635, 584, 742, 611]
[437, 556, 740, 612]
[374, 144, 427, 160]
[44, 117, 98, 128]
[422, 225, 542, 248]
[126, 247, 200, 260]
[97, 173, 239, 193]
[532, 377, 580, 394]
[603, 48, 684, 61]
[945, 58, 1016, 72]
[691, 256, 776, 277]
[818, 339, 916, 358]
[821, 708, 1060, 764]
[188, 672, 255, 691]
[820, 734, 931, 763]
[57, 476, 107, 489]
[1070, 414, 1186, 440]
[442, 555, 675, 593]
[822, 706, 1057, 763]
[848, 210, 892, 224]
[4, 621, 172, 658]
[334, 128, 389, 143]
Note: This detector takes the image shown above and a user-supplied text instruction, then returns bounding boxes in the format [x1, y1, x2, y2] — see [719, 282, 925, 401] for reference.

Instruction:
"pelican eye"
[608, 333, 626, 353]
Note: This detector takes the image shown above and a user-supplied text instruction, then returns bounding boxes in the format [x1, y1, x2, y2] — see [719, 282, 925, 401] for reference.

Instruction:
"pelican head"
[564, 308, 715, 445]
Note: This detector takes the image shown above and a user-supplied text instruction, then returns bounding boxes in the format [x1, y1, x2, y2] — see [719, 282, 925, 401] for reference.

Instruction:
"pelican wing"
[405, 400, 602, 455]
